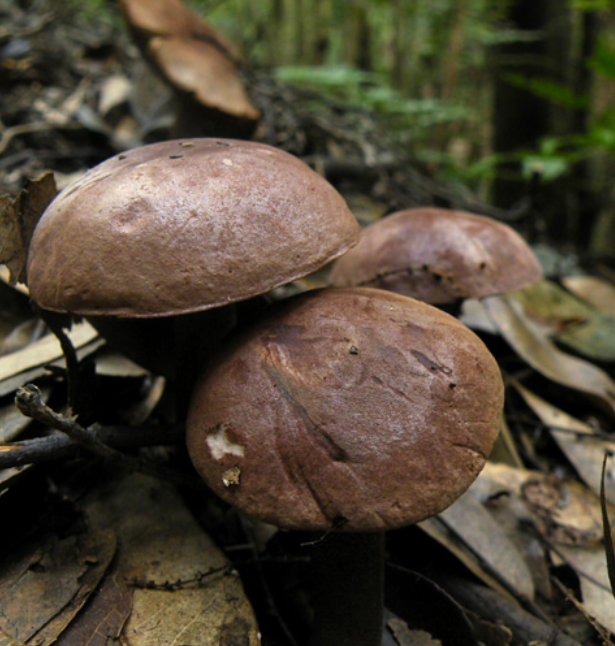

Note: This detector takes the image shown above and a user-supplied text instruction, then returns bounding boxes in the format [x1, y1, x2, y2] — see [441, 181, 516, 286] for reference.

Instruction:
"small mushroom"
[119, 0, 258, 138]
[26, 139, 361, 402]
[330, 207, 542, 306]
[186, 287, 504, 646]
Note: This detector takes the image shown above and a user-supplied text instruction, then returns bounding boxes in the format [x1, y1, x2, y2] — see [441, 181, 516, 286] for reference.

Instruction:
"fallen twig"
[14, 384, 204, 489]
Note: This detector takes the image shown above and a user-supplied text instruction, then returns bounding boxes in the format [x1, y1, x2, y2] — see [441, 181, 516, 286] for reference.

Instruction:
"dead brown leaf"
[55, 571, 132, 646]
[28, 531, 117, 646]
[82, 473, 260, 645]
[483, 295, 615, 416]
[0, 173, 57, 285]
[0, 531, 115, 643]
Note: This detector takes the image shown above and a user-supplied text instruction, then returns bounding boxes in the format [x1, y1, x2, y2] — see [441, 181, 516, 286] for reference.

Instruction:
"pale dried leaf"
[419, 518, 513, 601]
[459, 298, 498, 334]
[0, 267, 29, 295]
[387, 617, 441, 646]
[0, 322, 98, 384]
[438, 489, 535, 600]
[514, 383, 615, 503]
[483, 295, 615, 415]
[93, 351, 148, 378]
[563, 276, 615, 316]
[98, 75, 132, 115]
[83, 473, 260, 645]
[489, 418, 524, 467]
[558, 545, 615, 635]
[0, 319, 41, 357]
[476, 462, 613, 544]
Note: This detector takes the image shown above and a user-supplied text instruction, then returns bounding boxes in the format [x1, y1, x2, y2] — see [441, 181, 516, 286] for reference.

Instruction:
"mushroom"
[330, 207, 542, 307]
[119, 0, 259, 138]
[186, 287, 504, 645]
[26, 139, 361, 404]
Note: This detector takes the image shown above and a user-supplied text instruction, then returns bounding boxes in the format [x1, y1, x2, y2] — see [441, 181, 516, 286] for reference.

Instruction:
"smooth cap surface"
[119, 0, 242, 60]
[149, 37, 259, 121]
[27, 139, 361, 317]
[187, 287, 504, 532]
[330, 208, 542, 304]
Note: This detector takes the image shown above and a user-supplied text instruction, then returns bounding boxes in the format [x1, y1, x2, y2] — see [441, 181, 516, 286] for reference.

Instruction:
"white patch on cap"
[207, 425, 245, 460]
[222, 158, 233, 166]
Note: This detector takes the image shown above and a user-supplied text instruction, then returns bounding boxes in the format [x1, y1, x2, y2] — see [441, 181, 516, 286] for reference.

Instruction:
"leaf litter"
[0, 0, 615, 644]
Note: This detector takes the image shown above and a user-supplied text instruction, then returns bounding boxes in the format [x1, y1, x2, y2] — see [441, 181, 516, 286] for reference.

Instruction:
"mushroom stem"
[309, 532, 384, 646]
[173, 305, 237, 419]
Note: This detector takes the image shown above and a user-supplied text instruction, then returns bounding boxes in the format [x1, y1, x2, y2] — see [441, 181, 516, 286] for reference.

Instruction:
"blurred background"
[1, 0, 615, 258]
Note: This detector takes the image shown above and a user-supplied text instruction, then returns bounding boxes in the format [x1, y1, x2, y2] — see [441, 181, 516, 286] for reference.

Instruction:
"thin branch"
[14, 384, 205, 490]
[0, 423, 184, 468]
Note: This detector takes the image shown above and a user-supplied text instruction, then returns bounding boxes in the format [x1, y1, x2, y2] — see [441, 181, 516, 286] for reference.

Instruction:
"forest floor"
[1, 2, 615, 646]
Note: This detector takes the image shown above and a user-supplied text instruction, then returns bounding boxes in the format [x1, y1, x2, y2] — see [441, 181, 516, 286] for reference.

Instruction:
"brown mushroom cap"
[119, 0, 242, 61]
[149, 37, 259, 122]
[27, 139, 361, 318]
[186, 287, 504, 532]
[330, 208, 542, 304]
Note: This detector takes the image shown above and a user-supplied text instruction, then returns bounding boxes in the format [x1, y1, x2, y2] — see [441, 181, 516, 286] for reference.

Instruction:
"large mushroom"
[330, 207, 542, 306]
[186, 287, 504, 646]
[26, 139, 361, 402]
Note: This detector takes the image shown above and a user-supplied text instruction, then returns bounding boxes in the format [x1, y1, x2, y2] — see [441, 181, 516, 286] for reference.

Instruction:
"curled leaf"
[0, 173, 57, 285]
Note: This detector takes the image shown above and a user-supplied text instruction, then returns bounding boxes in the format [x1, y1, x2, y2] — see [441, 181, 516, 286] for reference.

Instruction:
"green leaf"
[521, 155, 569, 180]
[503, 73, 588, 109]
[589, 41, 615, 79]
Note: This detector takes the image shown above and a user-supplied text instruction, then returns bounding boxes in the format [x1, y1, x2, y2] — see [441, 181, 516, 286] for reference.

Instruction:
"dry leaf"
[83, 473, 260, 645]
[0, 531, 115, 643]
[387, 617, 441, 646]
[0, 173, 57, 285]
[489, 418, 524, 468]
[0, 319, 41, 357]
[0, 322, 100, 396]
[474, 462, 615, 635]
[459, 298, 498, 335]
[483, 295, 615, 416]
[55, 571, 132, 646]
[563, 276, 615, 316]
[557, 545, 615, 635]
[28, 531, 117, 645]
[514, 383, 615, 503]
[476, 462, 613, 544]
[437, 489, 535, 600]
[509, 280, 615, 362]
[0, 629, 27, 646]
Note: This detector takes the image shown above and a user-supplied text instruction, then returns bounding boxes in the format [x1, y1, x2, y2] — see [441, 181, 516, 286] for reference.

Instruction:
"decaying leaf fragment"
[514, 382, 615, 503]
[0, 531, 116, 644]
[474, 462, 615, 635]
[0, 173, 57, 285]
[83, 473, 260, 646]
